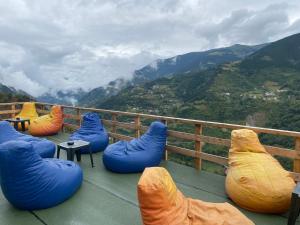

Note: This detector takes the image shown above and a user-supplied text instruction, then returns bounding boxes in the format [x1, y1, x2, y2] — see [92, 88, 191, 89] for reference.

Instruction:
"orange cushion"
[29, 105, 63, 136]
[138, 167, 254, 225]
[15, 102, 38, 130]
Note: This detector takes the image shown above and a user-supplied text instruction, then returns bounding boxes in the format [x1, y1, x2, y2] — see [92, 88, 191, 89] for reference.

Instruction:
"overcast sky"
[0, 0, 299, 96]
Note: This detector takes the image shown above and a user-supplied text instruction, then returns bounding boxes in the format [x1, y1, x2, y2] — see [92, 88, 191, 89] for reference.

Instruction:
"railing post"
[111, 114, 117, 143]
[40, 103, 45, 112]
[61, 106, 64, 132]
[11, 103, 16, 118]
[195, 124, 203, 170]
[76, 108, 81, 126]
[135, 115, 141, 138]
[161, 120, 168, 160]
[294, 138, 300, 173]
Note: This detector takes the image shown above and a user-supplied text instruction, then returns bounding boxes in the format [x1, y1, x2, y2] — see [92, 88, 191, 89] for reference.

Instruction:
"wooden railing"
[1, 101, 300, 181]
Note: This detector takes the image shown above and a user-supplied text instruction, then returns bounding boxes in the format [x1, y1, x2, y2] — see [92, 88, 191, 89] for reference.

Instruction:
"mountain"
[77, 78, 129, 106]
[241, 33, 300, 70]
[0, 83, 32, 103]
[0, 83, 15, 94]
[37, 78, 129, 106]
[132, 44, 266, 84]
[99, 33, 300, 119]
[37, 89, 87, 105]
[80, 44, 266, 107]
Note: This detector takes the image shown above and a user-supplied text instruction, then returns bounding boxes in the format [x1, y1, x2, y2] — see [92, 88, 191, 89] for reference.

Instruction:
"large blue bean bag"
[69, 112, 109, 153]
[103, 121, 167, 173]
[0, 121, 55, 158]
[0, 141, 83, 210]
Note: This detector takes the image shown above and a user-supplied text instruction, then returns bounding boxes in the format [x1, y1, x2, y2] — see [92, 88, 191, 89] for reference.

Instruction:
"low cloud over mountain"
[0, 0, 299, 96]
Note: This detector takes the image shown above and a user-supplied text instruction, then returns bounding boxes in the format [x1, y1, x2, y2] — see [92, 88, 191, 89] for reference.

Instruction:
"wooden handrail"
[0, 109, 20, 115]
[102, 119, 135, 130]
[2, 101, 300, 180]
[0, 102, 27, 106]
[32, 101, 300, 138]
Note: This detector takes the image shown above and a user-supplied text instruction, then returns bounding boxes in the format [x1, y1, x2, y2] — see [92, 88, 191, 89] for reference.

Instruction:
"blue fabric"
[0, 141, 83, 210]
[103, 121, 167, 173]
[69, 112, 109, 153]
[0, 121, 55, 158]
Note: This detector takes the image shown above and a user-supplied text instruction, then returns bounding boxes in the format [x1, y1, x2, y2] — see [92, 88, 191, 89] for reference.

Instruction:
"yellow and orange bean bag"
[226, 129, 295, 213]
[29, 105, 63, 136]
[15, 102, 38, 130]
[138, 167, 254, 225]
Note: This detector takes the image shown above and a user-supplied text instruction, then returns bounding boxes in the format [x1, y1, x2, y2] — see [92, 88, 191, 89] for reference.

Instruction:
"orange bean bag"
[15, 102, 38, 130]
[138, 167, 254, 225]
[226, 129, 295, 213]
[29, 106, 63, 136]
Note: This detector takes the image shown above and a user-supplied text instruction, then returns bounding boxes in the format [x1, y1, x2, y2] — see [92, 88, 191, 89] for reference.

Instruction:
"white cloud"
[0, 70, 44, 96]
[0, 0, 299, 96]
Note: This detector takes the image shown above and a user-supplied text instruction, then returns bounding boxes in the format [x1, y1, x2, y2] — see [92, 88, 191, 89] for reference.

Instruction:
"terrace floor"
[0, 132, 298, 225]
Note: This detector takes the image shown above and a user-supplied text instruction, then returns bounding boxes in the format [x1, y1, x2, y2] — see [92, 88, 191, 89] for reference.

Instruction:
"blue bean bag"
[0, 141, 83, 210]
[69, 112, 109, 153]
[0, 121, 55, 158]
[103, 121, 167, 173]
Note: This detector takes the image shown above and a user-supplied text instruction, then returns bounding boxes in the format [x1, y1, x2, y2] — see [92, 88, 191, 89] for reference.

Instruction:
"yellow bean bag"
[29, 105, 63, 136]
[225, 129, 295, 213]
[15, 102, 38, 130]
[138, 167, 254, 225]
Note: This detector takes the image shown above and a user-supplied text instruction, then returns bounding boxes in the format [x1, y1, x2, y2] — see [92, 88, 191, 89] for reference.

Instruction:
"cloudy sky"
[0, 0, 299, 96]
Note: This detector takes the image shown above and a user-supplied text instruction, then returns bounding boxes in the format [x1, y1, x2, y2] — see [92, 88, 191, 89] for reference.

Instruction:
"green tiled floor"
[0, 132, 297, 225]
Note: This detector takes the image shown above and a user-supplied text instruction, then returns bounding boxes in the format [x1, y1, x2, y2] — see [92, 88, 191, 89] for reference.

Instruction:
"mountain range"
[97, 33, 300, 129]
[132, 43, 266, 84]
[78, 43, 265, 106]
[3, 33, 299, 128]
[0, 83, 31, 103]
[37, 88, 87, 105]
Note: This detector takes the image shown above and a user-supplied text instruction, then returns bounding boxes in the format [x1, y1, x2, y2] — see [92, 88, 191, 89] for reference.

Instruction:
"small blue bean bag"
[69, 112, 109, 153]
[0, 121, 55, 158]
[0, 141, 83, 210]
[103, 121, 167, 173]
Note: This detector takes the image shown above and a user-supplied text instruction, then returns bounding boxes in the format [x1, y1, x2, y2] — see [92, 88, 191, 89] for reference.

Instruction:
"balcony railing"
[1, 101, 300, 181]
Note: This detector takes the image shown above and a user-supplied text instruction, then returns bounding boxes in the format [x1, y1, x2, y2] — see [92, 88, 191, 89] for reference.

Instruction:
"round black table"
[5, 118, 30, 131]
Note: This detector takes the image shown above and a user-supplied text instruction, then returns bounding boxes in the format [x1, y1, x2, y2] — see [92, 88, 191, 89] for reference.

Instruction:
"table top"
[58, 140, 90, 149]
[5, 118, 30, 122]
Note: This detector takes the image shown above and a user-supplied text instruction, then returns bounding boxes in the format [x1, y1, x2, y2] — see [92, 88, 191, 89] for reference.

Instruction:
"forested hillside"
[0, 83, 31, 103]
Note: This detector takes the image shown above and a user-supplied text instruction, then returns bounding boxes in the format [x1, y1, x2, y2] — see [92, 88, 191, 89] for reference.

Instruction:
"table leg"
[21, 121, 26, 131]
[57, 146, 60, 158]
[75, 150, 81, 162]
[67, 149, 71, 160]
[89, 145, 94, 167]
[14, 122, 18, 130]
[67, 149, 75, 161]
